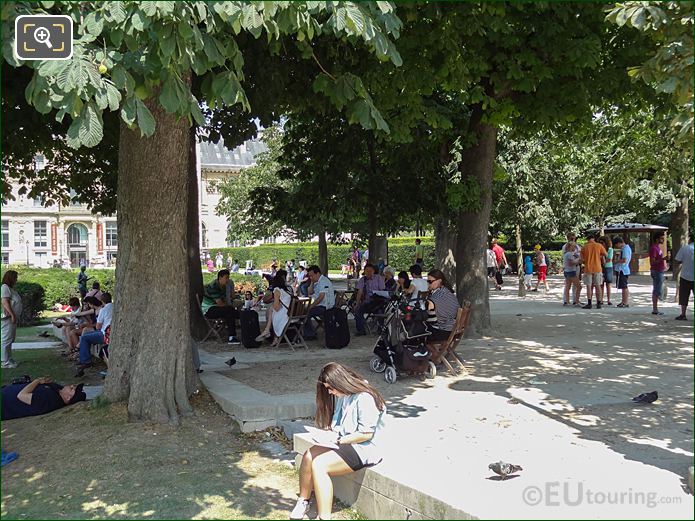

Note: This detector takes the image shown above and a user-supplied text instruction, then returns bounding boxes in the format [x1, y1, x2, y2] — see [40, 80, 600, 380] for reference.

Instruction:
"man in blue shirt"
[613, 236, 632, 308]
[2, 377, 86, 420]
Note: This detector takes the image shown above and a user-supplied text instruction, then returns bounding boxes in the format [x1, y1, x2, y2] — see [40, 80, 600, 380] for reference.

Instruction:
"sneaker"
[651, 311, 664, 315]
[582, 303, 592, 309]
[227, 336, 241, 345]
[563, 302, 569, 307]
[606, 301, 613, 306]
[596, 302, 602, 309]
[290, 498, 310, 520]
[1, 360, 18, 369]
[675, 315, 687, 321]
[616, 303, 629, 308]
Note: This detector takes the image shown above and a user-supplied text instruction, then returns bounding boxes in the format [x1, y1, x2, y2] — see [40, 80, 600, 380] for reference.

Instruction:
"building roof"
[199, 138, 267, 169]
[586, 223, 669, 233]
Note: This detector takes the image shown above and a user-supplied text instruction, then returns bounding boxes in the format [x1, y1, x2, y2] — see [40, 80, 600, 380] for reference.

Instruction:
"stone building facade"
[1, 137, 266, 268]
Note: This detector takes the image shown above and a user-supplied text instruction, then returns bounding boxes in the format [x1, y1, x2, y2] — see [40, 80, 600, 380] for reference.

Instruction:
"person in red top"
[649, 232, 667, 315]
[491, 239, 508, 286]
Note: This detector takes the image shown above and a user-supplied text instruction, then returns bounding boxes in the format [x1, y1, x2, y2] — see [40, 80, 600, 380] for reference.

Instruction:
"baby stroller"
[369, 294, 436, 383]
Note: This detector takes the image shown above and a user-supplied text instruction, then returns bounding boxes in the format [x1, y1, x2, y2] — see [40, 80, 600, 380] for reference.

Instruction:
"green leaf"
[135, 98, 156, 136]
[190, 95, 205, 126]
[105, 82, 122, 111]
[131, 11, 147, 31]
[120, 96, 137, 126]
[108, 1, 127, 23]
[141, 2, 157, 17]
[85, 12, 104, 36]
[76, 103, 104, 148]
[344, 4, 365, 34]
[159, 76, 180, 113]
[376, 1, 393, 14]
[33, 89, 52, 114]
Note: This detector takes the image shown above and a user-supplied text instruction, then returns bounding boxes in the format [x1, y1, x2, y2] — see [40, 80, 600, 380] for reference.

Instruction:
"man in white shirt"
[76, 293, 113, 373]
[409, 264, 429, 304]
[304, 266, 335, 339]
[675, 235, 694, 320]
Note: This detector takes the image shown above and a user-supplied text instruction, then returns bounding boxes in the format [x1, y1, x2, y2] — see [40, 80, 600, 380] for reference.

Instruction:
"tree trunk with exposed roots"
[104, 95, 195, 424]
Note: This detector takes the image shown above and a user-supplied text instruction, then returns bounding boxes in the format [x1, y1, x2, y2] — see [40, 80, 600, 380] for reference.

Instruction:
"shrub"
[208, 237, 437, 274]
[14, 281, 45, 325]
[201, 272, 267, 295]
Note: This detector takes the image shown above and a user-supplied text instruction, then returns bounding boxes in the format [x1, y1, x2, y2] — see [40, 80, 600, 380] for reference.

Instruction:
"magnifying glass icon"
[33, 26, 53, 49]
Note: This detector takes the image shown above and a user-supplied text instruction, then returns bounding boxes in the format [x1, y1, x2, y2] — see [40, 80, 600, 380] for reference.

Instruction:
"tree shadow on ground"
[0, 391, 302, 520]
[448, 300, 693, 484]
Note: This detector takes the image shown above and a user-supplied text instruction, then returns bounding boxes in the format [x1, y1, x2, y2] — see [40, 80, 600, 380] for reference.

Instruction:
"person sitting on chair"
[425, 270, 459, 342]
[202, 270, 240, 345]
[303, 265, 335, 340]
[353, 264, 387, 336]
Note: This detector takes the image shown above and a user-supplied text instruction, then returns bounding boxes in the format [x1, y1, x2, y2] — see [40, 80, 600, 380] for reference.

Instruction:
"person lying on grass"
[1, 376, 86, 420]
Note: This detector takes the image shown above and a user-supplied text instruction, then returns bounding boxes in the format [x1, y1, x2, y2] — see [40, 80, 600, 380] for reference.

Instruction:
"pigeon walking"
[632, 391, 658, 404]
[225, 357, 236, 367]
[488, 461, 523, 480]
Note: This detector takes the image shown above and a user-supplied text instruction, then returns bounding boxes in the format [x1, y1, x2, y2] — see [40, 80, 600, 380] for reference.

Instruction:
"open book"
[305, 426, 339, 449]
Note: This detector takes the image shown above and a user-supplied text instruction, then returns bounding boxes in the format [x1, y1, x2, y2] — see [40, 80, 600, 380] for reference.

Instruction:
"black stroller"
[369, 294, 436, 383]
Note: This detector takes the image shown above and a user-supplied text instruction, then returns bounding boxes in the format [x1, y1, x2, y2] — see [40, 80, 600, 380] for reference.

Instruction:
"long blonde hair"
[315, 362, 385, 429]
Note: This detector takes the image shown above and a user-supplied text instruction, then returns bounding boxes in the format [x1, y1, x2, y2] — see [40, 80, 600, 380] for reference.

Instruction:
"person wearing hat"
[1, 376, 86, 420]
[532, 244, 550, 293]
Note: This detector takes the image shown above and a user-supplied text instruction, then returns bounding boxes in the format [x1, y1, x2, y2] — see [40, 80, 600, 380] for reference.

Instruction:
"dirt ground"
[0, 390, 361, 520]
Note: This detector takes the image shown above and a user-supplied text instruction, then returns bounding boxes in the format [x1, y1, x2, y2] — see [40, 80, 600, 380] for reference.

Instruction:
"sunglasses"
[427, 279, 437, 284]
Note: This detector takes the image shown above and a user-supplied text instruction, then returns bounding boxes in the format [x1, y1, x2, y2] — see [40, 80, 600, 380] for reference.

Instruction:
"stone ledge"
[293, 432, 475, 520]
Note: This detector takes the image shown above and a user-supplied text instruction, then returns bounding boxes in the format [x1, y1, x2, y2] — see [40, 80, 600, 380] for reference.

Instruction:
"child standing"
[523, 255, 534, 290]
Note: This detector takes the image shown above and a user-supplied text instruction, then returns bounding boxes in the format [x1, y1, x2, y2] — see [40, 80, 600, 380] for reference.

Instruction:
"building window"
[34, 220, 47, 247]
[105, 222, 117, 247]
[1, 221, 8, 249]
[35, 252, 47, 267]
[1, 253, 8, 265]
[67, 223, 88, 246]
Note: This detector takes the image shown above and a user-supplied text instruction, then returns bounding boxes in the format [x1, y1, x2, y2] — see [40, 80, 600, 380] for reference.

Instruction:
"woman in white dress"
[271, 273, 293, 347]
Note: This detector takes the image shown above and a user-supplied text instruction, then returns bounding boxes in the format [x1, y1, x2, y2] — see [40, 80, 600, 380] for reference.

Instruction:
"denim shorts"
[602, 268, 614, 284]
[651, 270, 665, 297]
[564, 270, 577, 279]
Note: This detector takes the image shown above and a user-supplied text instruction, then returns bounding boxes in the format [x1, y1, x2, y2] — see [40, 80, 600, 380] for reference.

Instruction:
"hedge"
[208, 237, 436, 273]
[14, 281, 45, 325]
[1, 267, 266, 318]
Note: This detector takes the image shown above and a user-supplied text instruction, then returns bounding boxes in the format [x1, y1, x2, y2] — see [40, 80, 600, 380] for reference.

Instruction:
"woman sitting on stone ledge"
[291, 363, 386, 520]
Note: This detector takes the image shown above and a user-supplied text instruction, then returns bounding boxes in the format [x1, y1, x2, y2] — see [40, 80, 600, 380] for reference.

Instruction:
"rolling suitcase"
[324, 308, 350, 349]
[240, 309, 261, 348]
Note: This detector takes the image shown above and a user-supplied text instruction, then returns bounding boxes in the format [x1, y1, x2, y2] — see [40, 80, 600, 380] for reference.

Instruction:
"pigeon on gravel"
[632, 391, 658, 404]
[225, 357, 237, 367]
[488, 461, 523, 479]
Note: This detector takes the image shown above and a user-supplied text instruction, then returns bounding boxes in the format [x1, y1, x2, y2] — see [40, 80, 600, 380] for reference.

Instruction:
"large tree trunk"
[455, 106, 497, 336]
[515, 210, 525, 297]
[186, 128, 208, 339]
[105, 94, 194, 424]
[435, 217, 457, 283]
[366, 137, 379, 256]
[318, 230, 329, 275]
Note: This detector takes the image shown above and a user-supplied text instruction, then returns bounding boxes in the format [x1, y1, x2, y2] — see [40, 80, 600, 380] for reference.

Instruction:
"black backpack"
[239, 309, 261, 348]
[324, 308, 350, 349]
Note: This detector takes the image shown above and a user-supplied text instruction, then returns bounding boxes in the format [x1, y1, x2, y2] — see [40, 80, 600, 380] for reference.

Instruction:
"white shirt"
[97, 303, 114, 331]
[409, 277, 429, 305]
[486, 249, 497, 268]
[675, 243, 695, 282]
[296, 270, 306, 285]
[1, 283, 22, 320]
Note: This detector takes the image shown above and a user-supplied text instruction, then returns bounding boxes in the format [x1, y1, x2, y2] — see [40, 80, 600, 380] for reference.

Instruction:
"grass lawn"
[1, 348, 362, 519]
[1, 392, 361, 520]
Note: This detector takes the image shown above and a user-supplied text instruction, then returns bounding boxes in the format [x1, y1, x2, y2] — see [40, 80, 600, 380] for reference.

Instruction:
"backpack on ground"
[324, 308, 350, 349]
[240, 309, 261, 348]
